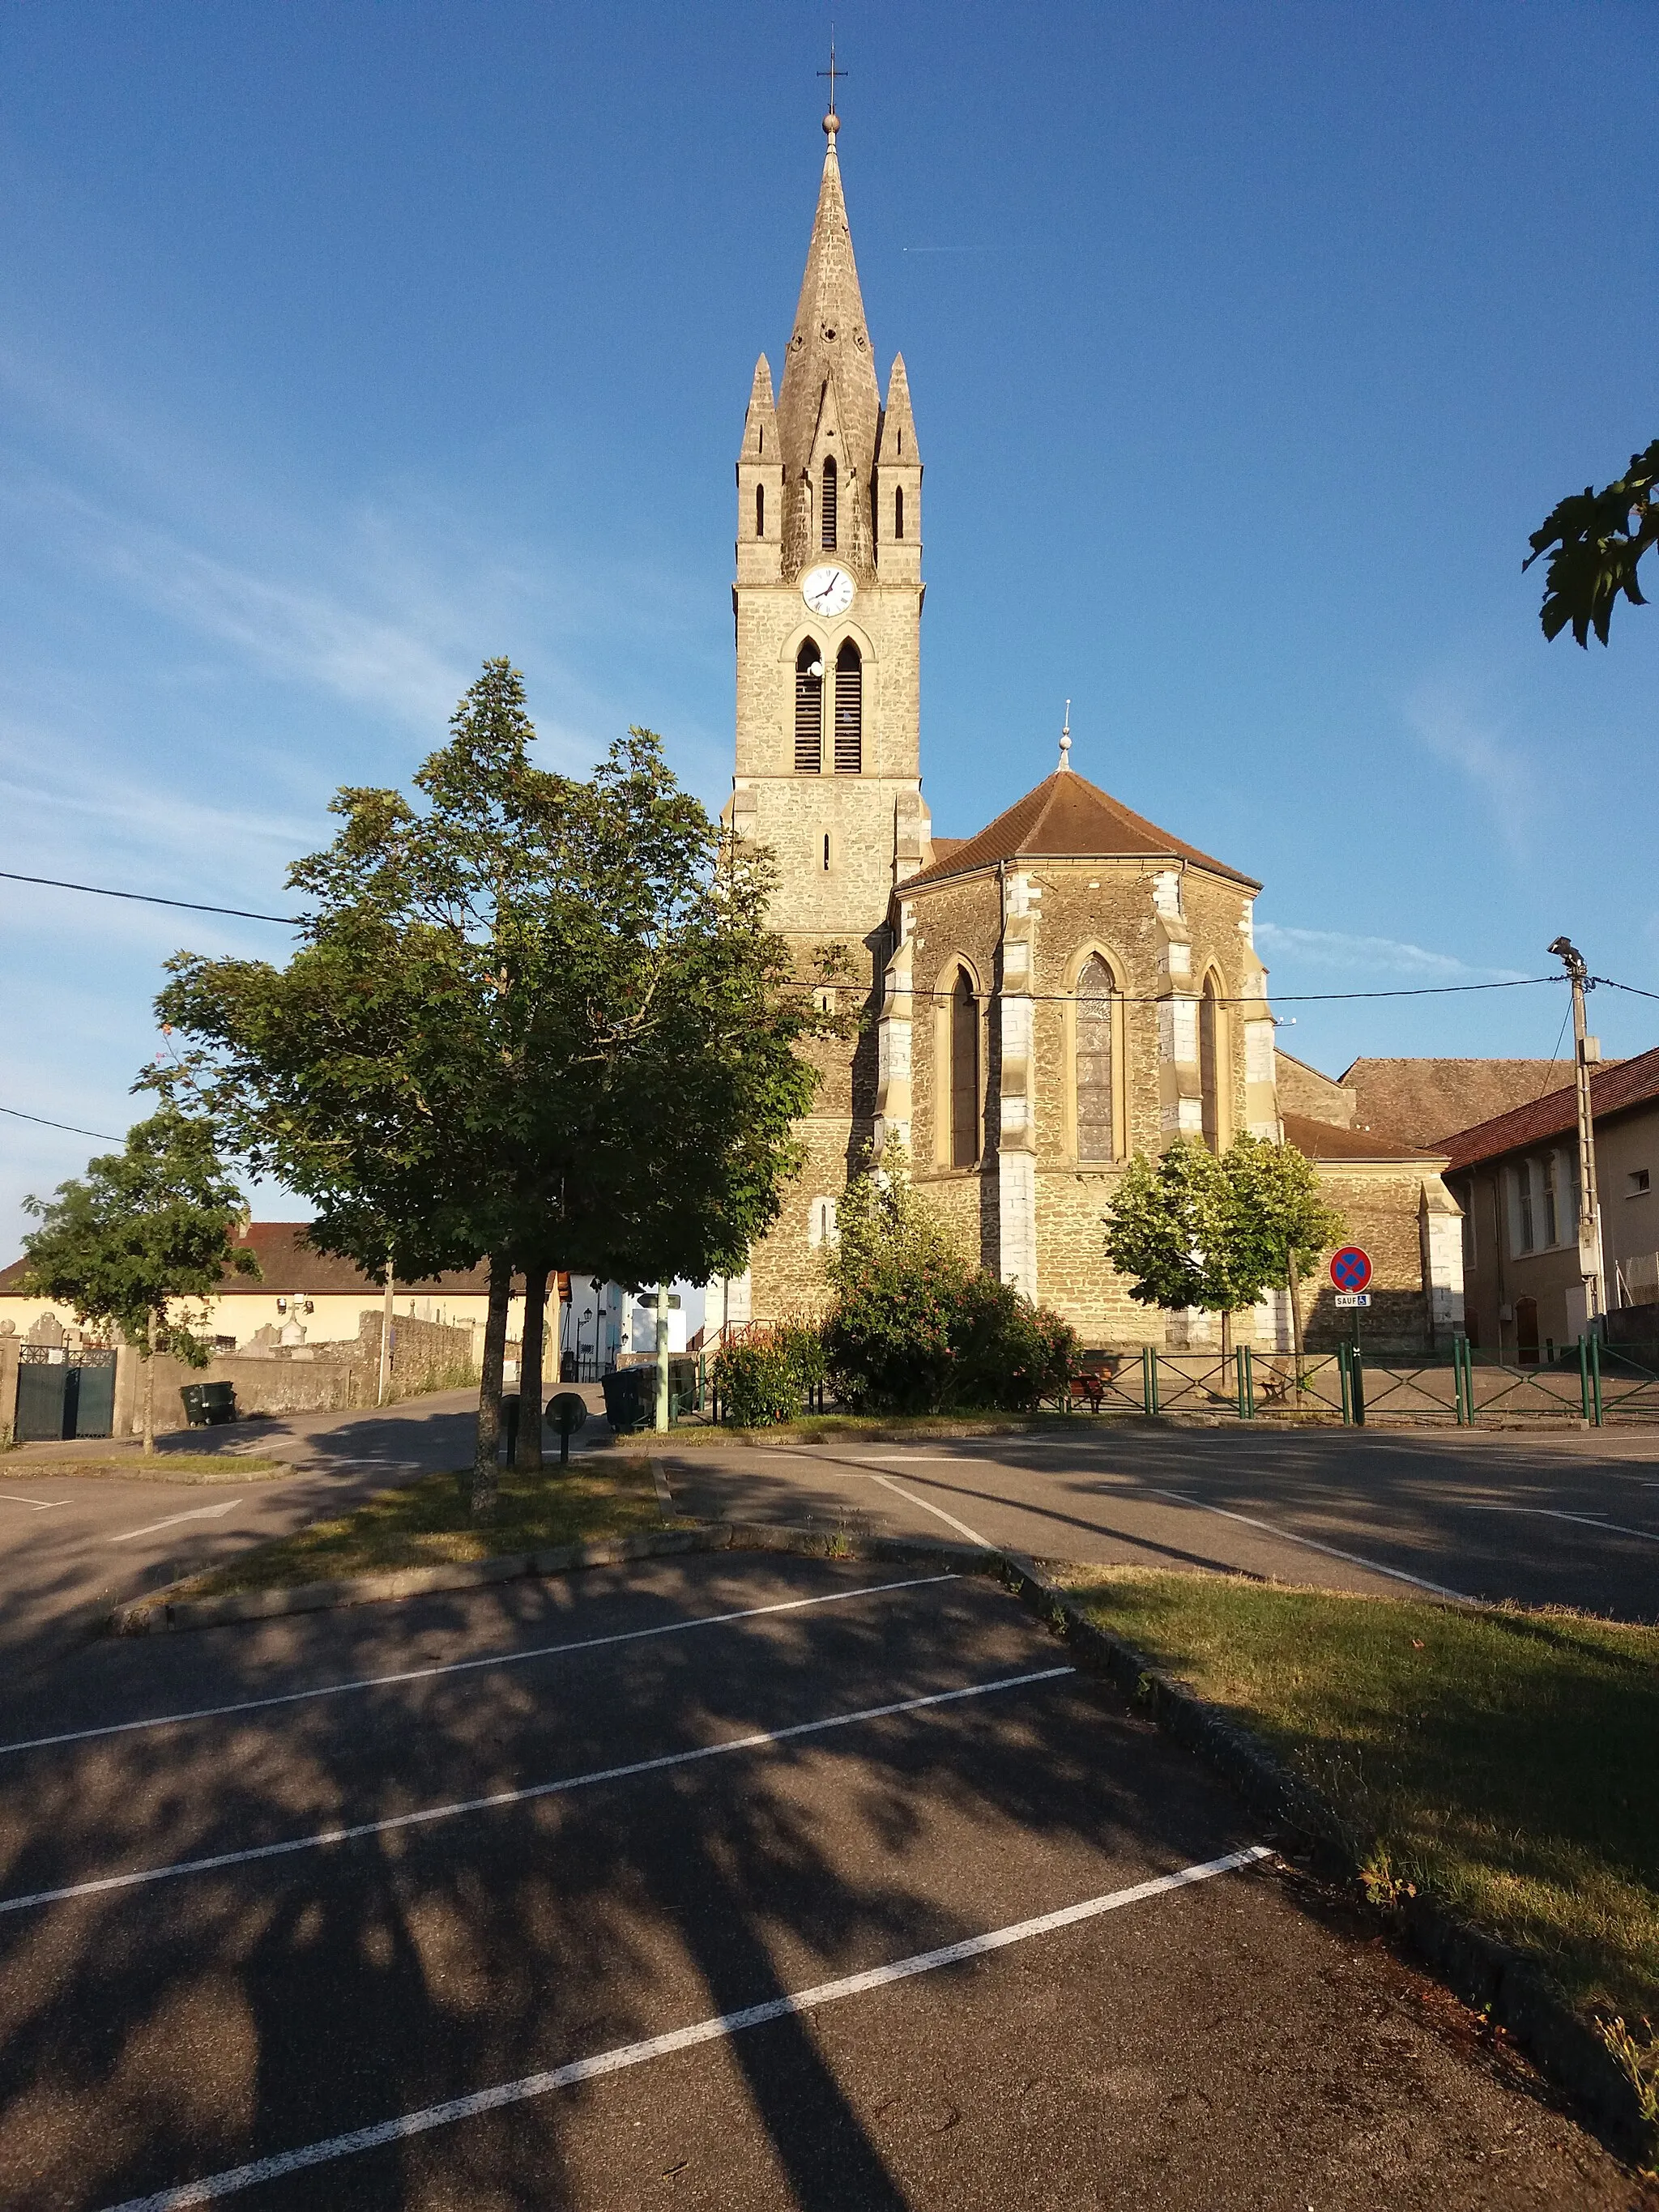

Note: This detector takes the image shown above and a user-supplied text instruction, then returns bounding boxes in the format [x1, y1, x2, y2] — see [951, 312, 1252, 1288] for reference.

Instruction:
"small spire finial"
[818, 36, 844, 139]
[1058, 700, 1072, 770]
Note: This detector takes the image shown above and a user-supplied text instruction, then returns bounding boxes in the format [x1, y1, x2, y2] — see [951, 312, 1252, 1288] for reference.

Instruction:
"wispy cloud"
[1254, 921, 1526, 982]
[1404, 683, 1533, 860]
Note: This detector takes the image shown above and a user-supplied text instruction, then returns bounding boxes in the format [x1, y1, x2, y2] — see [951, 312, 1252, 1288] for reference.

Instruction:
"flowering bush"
[710, 1316, 827, 1426]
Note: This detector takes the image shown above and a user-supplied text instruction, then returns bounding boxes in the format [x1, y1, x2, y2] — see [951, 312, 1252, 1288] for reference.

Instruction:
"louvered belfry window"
[794, 641, 823, 773]
[834, 640, 862, 774]
[950, 970, 979, 1167]
[1075, 954, 1115, 1161]
[821, 456, 838, 549]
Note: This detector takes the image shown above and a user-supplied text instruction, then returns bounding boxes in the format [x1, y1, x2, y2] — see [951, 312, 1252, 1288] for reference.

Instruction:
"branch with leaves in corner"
[1526, 439, 1659, 646]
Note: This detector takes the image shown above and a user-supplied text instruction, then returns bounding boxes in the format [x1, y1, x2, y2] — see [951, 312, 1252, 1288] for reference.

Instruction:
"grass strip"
[1058, 1566, 1659, 2029]
[5, 1453, 289, 1481]
[180, 1457, 670, 1597]
[658, 1411, 1135, 1447]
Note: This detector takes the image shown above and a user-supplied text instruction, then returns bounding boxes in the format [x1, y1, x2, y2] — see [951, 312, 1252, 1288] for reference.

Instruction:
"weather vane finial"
[818, 34, 845, 139]
[1058, 700, 1073, 771]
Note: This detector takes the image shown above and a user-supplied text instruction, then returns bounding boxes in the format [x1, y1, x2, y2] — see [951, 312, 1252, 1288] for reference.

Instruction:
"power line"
[817, 974, 1563, 1008]
[0, 1105, 123, 1143]
[0, 870, 303, 926]
[1594, 974, 1659, 1005]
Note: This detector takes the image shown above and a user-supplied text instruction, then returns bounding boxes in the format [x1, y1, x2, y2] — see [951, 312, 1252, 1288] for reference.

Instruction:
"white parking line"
[0, 1573, 960, 1760]
[1143, 1489, 1472, 1601]
[110, 1501, 244, 1542]
[0, 1493, 71, 1510]
[866, 1472, 992, 1546]
[1461, 1504, 1659, 1543]
[99, 1842, 1269, 2212]
[1, 1665, 1074, 1917]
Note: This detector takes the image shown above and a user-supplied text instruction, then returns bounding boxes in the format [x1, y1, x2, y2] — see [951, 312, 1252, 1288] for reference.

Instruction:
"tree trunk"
[471, 1253, 513, 1516]
[1219, 1305, 1232, 1385]
[517, 1264, 548, 1472]
[1287, 1248, 1306, 1400]
[141, 1311, 157, 1457]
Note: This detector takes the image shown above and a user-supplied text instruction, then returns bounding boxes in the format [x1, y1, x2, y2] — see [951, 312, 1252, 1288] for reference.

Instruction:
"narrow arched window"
[821, 455, 838, 549]
[794, 641, 823, 773]
[834, 640, 862, 774]
[1200, 974, 1225, 1153]
[755, 484, 765, 538]
[1075, 954, 1115, 1161]
[950, 970, 979, 1168]
[894, 485, 905, 540]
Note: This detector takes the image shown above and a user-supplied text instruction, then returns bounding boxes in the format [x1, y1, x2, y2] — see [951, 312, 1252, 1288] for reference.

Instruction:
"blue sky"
[2, 0, 1657, 1250]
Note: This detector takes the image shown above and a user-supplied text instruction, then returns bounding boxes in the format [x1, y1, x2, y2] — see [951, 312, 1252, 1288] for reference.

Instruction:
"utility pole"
[1549, 938, 1606, 1328]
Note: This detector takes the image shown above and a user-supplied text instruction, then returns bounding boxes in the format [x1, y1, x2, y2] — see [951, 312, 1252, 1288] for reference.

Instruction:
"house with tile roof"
[706, 104, 1467, 1353]
[1439, 1046, 1659, 1362]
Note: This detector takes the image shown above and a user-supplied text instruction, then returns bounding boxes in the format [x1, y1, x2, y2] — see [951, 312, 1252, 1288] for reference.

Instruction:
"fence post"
[1578, 1334, 1591, 1425]
[1236, 1345, 1255, 1418]
[1142, 1344, 1160, 1416]
[1351, 1345, 1367, 1428]
[1591, 1330, 1604, 1426]
[1337, 1342, 1351, 1425]
[1455, 1336, 1470, 1426]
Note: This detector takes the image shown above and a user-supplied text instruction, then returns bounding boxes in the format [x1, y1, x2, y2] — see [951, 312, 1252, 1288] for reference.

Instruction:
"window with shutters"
[894, 485, 904, 540]
[794, 641, 823, 773]
[821, 456, 838, 549]
[755, 484, 765, 538]
[1074, 953, 1115, 1161]
[834, 640, 862, 773]
[950, 970, 979, 1167]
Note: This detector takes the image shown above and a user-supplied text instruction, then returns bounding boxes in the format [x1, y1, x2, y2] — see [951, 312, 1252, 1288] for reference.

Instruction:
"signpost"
[1329, 1247, 1371, 1425]
[546, 1391, 588, 1467]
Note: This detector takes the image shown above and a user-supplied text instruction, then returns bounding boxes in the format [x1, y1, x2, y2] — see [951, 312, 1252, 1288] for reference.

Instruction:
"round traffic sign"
[1330, 1246, 1372, 1294]
[546, 1392, 588, 1437]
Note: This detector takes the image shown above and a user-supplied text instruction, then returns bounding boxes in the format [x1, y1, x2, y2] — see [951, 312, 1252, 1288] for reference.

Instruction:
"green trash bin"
[600, 1366, 652, 1434]
[179, 1383, 208, 1428]
[199, 1380, 237, 1426]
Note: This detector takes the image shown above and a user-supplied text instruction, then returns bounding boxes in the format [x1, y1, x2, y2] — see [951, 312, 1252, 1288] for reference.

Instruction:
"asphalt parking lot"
[0, 1553, 1636, 2210]
[661, 1424, 1659, 1620]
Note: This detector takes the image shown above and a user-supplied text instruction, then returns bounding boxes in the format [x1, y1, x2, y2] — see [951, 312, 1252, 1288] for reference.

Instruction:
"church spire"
[777, 109, 882, 574]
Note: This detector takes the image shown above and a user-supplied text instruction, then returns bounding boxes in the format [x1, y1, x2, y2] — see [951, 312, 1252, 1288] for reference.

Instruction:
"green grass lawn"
[181, 1456, 669, 1596]
[1059, 1566, 1659, 2031]
[661, 1409, 1131, 1445]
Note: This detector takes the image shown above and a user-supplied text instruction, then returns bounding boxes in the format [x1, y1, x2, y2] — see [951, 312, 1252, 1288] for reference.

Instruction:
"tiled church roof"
[901, 769, 1257, 893]
[1440, 1044, 1659, 1173]
[1338, 1057, 1593, 1150]
[1281, 1111, 1439, 1164]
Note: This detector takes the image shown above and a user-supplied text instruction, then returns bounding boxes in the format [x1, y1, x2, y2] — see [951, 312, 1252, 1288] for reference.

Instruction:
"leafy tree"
[19, 1108, 259, 1452]
[821, 1153, 1078, 1413]
[1103, 1134, 1345, 1371]
[1527, 440, 1659, 646]
[150, 660, 828, 1510]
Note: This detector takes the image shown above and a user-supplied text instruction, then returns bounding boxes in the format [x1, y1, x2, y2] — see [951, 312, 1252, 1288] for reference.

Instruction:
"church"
[710, 108, 1465, 1357]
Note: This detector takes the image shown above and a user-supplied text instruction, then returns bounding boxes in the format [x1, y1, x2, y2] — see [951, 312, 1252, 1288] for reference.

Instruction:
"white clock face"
[801, 563, 855, 618]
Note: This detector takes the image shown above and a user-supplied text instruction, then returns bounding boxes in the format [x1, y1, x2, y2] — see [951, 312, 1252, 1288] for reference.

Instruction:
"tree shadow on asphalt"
[0, 1560, 1245, 2211]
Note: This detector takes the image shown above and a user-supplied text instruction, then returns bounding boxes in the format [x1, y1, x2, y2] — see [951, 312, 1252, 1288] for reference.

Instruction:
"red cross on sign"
[1329, 1246, 1372, 1294]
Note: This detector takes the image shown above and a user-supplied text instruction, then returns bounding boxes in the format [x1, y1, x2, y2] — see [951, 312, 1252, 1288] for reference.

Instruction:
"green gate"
[15, 1346, 117, 1441]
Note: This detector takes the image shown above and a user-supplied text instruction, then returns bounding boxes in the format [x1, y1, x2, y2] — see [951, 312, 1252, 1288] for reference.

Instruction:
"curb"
[108, 1521, 1000, 1637]
[996, 1554, 1656, 2169]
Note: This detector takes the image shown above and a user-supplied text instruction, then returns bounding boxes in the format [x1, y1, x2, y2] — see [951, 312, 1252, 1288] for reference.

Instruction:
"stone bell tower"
[719, 104, 934, 1320]
[727, 106, 932, 944]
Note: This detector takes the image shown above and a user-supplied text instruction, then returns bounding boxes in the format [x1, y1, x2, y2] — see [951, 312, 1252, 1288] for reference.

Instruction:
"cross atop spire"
[817, 38, 846, 134]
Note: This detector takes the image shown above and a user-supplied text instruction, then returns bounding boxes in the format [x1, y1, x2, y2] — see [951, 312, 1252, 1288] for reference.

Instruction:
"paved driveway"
[0, 1554, 1631, 2210]
[0, 1388, 610, 1680]
[661, 1423, 1659, 1620]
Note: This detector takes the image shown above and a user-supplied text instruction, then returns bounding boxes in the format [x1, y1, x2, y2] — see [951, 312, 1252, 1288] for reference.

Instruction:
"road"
[0, 1553, 1632, 2210]
[662, 1422, 1659, 1620]
[0, 1387, 609, 1680]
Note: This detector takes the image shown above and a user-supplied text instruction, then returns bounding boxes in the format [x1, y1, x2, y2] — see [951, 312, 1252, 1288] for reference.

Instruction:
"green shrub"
[821, 1153, 1079, 1413]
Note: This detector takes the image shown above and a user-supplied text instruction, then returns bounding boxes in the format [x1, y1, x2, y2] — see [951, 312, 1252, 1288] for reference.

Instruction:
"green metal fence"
[1060, 1334, 1659, 1426]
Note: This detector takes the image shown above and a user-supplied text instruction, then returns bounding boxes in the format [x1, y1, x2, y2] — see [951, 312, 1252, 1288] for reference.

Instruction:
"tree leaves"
[1526, 439, 1659, 646]
[1103, 1134, 1346, 1318]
